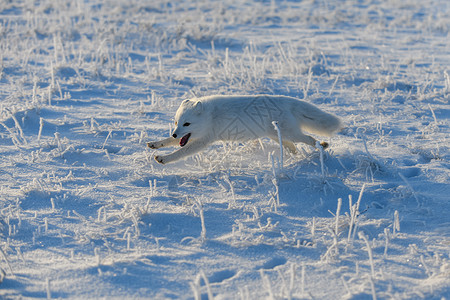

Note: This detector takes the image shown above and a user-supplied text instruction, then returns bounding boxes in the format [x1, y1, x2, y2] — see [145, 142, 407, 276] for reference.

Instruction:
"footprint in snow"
[258, 257, 287, 270]
[207, 269, 237, 284]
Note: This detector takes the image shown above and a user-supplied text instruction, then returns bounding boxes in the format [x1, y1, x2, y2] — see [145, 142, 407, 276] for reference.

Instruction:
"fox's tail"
[294, 100, 343, 136]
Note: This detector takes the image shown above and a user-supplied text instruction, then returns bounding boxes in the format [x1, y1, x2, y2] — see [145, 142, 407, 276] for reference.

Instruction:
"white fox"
[147, 95, 342, 164]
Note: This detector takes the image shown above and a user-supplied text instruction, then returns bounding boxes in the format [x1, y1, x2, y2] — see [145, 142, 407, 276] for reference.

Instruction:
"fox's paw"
[147, 142, 160, 149]
[154, 155, 166, 164]
[320, 141, 329, 149]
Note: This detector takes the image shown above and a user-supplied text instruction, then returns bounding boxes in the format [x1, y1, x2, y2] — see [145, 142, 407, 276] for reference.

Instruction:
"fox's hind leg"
[269, 123, 329, 150]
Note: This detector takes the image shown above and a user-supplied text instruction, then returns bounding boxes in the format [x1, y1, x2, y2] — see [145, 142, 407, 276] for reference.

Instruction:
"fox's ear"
[194, 101, 203, 114]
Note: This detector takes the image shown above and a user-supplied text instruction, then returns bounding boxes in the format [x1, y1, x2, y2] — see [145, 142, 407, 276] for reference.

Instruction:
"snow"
[0, 0, 449, 299]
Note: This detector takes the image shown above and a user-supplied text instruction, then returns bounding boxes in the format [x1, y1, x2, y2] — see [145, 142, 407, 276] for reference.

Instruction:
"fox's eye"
[183, 122, 191, 127]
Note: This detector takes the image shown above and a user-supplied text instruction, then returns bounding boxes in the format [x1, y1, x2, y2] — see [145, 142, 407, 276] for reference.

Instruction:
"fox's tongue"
[179, 133, 191, 147]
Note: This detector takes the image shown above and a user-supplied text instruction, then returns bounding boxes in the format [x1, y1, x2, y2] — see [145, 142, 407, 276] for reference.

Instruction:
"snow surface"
[0, 0, 449, 299]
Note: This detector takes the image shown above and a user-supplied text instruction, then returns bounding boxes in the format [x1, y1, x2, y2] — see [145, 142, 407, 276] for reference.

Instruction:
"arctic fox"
[147, 95, 342, 164]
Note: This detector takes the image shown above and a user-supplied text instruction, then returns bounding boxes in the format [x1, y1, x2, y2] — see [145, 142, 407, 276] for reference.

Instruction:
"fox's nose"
[172, 133, 177, 138]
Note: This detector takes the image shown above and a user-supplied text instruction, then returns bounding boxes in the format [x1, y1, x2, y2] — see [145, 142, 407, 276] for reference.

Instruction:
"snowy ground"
[0, 0, 449, 299]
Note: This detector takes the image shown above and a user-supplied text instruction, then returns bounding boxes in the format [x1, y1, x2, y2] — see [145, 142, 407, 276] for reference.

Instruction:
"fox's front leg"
[154, 139, 209, 164]
[147, 137, 178, 149]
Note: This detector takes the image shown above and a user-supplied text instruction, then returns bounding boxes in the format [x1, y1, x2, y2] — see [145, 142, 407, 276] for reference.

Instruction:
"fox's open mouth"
[179, 133, 191, 147]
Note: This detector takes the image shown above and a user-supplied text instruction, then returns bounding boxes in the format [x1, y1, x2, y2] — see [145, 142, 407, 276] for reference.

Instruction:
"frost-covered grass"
[0, 0, 449, 299]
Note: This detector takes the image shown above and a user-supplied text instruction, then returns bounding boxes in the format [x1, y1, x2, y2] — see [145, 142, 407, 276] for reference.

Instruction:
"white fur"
[147, 95, 342, 164]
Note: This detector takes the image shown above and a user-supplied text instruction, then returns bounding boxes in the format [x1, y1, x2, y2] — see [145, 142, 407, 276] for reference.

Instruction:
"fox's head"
[171, 99, 209, 147]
